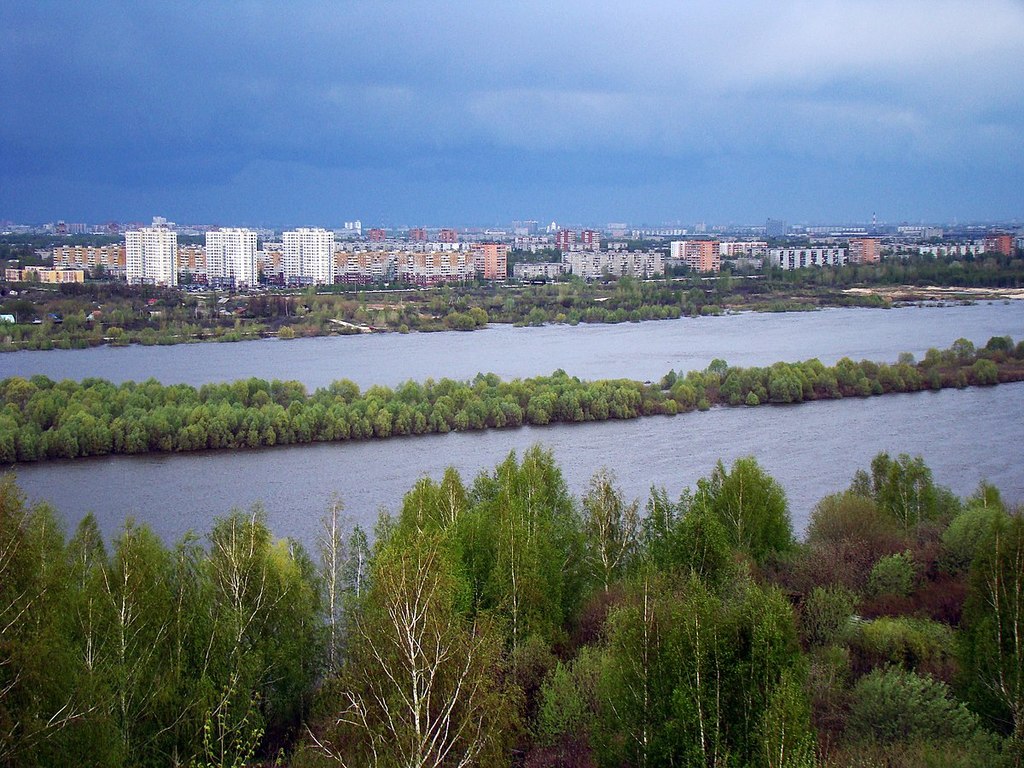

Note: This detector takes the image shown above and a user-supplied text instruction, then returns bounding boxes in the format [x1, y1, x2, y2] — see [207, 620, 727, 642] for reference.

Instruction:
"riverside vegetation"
[1, 448, 1022, 767]
[3, 247, 1023, 351]
[1, 336, 1022, 463]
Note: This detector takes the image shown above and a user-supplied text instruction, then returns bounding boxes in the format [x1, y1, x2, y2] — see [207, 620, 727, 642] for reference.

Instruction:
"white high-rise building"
[282, 228, 335, 285]
[125, 218, 177, 286]
[205, 228, 258, 287]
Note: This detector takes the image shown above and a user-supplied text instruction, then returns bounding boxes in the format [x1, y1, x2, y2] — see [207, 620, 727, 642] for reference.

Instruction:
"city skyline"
[2, 1, 1023, 225]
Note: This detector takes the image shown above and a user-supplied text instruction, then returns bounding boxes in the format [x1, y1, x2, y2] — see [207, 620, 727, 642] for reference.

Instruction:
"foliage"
[850, 452, 961, 531]
[2, 336, 1020, 464]
[847, 667, 984, 745]
[1, 447, 1019, 766]
[868, 551, 918, 598]
[847, 617, 957, 679]
[959, 511, 1024, 760]
[800, 586, 857, 648]
[697, 456, 794, 565]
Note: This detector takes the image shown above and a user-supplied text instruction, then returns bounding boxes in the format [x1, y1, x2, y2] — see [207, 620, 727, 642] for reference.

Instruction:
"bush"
[847, 667, 984, 745]
[847, 617, 956, 680]
[800, 586, 857, 647]
[868, 551, 917, 597]
[941, 503, 1003, 575]
[971, 358, 999, 385]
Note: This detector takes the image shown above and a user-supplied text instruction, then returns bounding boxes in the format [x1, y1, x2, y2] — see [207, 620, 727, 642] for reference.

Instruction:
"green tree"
[960, 512, 1024, 763]
[582, 469, 639, 592]
[309, 534, 517, 767]
[697, 457, 794, 565]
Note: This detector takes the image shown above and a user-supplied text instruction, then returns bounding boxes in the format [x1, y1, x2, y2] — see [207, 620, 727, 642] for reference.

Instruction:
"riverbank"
[3, 336, 1020, 464]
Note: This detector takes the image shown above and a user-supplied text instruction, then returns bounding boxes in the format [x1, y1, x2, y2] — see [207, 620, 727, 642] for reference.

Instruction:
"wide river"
[4, 303, 1023, 546]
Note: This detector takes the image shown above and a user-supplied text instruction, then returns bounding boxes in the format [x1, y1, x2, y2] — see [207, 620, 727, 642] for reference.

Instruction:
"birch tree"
[961, 512, 1024, 766]
[582, 469, 639, 593]
[310, 534, 515, 768]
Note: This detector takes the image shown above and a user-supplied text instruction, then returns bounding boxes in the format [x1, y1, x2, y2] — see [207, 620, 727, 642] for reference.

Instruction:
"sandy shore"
[844, 285, 1024, 301]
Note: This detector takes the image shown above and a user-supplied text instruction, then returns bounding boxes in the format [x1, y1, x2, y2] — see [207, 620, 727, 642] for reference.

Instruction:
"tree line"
[2, 447, 1022, 766]
[2, 336, 1022, 464]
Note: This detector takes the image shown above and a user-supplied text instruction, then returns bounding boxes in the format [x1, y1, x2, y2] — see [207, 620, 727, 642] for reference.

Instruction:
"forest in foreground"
[1, 335, 1022, 463]
[1, 447, 1022, 768]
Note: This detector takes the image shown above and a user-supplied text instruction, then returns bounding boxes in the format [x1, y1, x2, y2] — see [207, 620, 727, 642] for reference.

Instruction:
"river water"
[4, 303, 1023, 546]
[4, 303, 1024, 390]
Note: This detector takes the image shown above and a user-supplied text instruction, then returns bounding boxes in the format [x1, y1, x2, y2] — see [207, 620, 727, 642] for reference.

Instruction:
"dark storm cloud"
[2, 1, 1022, 223]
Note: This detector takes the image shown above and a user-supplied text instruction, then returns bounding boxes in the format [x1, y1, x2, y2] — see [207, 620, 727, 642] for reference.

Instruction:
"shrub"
[941, 503, 1004, 575]
[800, 586, 857, 647]
[868, 551, 917, 597]
[847, 617, 956, 680]
[847, 667, 983, 745]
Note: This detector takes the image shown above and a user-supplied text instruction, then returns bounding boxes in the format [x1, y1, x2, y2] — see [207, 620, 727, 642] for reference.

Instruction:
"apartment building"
[556, 229, 600, 252]
[719, 241, 768, 259]
[555, 229, 576, 252]
[984, 233, 1014, 257]
[4, 267, 84, 284]
[336, 250, 397, 284]
[471, 243, 507, 281]
[126, 220, 178, 286]
[52, 245, 126, 277]
[566, 250, 663, 279]
[395, 251, 474, 285]
[282, 228, 335, 285]
[769, 247, 847, 270]
[512, 262, 568, 280]
[206, 228, 258, 287]
[669, 240, 721, 273]
[848, 237, 881, 264]
[437, 229, 459, 243]
[512, 236, 554, 253]
[177, 245, 207, 282]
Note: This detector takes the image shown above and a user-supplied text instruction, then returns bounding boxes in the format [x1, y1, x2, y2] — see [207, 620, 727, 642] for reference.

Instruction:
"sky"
[2, 1, 1023, 227]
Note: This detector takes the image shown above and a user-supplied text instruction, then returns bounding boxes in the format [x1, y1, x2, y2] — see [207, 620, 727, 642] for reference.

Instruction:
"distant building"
[336, 250, 397, 284]
[4, 267, 85, 284]
[556, 229, 600, 252]
[512, 236, 554, 253]
[438, 228, 459, 243]
[471, 243, 508, 281]
[407, 228, 428, 242]
[769, 247, 847, 270]
[580, 230, 600, 251]
[556, 229, 576, 252]
[984, 233, 1013, 257]
[367, 228, 387, 242]
[396, 251, 474, 285]
[177, 245, 207, 282]
[206, 228, 258, 287]
[53, 245, 126, 278]
[913, 243, 985, 259]
[669, 240, 721, 273]
[512, 262, 568, 280]
[258, 243, 285, 283]
[566, 250, 663, 280]
[765, 218, 787, 238]
[848, 237, 881, 264]
[282, 228, 335, 285]
[126, 219, 178, 286]
[719, 241, 768, 259]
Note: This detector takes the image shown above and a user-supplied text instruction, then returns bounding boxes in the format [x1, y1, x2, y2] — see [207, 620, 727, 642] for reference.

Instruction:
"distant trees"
[2, 336, 1021, 464]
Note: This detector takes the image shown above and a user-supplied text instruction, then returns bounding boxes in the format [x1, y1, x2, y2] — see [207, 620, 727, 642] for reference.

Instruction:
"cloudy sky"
[2, 1, 1023, 227]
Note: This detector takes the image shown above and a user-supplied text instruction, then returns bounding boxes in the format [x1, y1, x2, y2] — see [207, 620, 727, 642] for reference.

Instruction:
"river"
[4, 303, 1023, 546]
[3, 302, 1023, 390]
